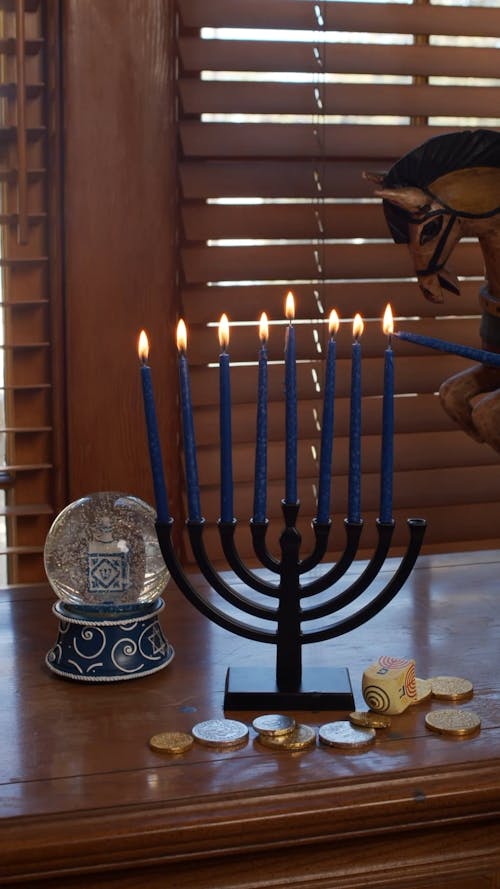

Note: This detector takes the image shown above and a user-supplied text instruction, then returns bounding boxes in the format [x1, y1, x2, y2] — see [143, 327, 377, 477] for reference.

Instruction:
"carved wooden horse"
[365, 128, 500, 452]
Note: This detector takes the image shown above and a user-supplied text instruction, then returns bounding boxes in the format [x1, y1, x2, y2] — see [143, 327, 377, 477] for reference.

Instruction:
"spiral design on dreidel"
[362, 684, 391, 713]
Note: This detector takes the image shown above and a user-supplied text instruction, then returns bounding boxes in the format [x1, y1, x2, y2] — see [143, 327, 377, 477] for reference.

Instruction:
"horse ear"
[371, 185, 431, 214]
[363, 171, 386, 186]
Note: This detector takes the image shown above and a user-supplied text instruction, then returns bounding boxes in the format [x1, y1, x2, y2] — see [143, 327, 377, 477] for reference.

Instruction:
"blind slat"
[183, 316, 481, 366]
[180, 241, 481, 283]
[181, 281, 480, 324]
[180, 123, 464, 160]
[192, 393, 453, 444]
[0, 37, 43, 55]
[186, 355, 475, 405]
[183, 202, 398, 240]
[180, 80, 500, 119]
[179, 38, 500, 80]
[178, 0, 500, 37]
[195, 430, 496, 486]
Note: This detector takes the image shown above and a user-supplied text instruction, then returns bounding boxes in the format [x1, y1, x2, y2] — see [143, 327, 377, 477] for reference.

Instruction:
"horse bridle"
[412, 211, 457, 278]
[405, 187, 500, 277]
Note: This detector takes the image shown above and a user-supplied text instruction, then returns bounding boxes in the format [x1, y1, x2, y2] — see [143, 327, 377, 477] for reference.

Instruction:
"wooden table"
[1, 550, 499, 888]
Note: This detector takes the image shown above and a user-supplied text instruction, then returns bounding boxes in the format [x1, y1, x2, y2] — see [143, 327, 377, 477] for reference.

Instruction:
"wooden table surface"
[0, 550, 499, 888]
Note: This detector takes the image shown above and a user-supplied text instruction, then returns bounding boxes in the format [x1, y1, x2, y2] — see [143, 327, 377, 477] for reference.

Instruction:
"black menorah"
[156, 506, 426, 711]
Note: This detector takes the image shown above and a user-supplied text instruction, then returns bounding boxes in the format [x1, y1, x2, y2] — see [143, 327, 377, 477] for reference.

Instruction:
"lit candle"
[285, 291, 298, 504]
[253, 312, 269, 523]
[348, 313, 363, 523]
[380, 304, 394, 524]
[176, 319, 202, 522]
[394, 329, 500, 366]
[316, 309, 339, 524]
[138, 330, 170, 523]
[219, 313, 234, 522]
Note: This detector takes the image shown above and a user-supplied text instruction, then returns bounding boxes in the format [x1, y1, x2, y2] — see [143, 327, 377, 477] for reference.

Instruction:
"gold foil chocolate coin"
[149, 731, 194, 754]
[349, 710, 392, 729]
[410, 677, 433, 705]
[257, 723, 316, 750]
[192, 718, 249, 748]
[425, 708, 481, 737]
[430, 676, 474, 701]
[319, 721, 376, 750]
[252, 714, 296, 737]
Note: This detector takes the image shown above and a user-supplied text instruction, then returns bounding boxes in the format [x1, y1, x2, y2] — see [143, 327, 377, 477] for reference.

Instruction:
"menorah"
[156, 510, 426, 711]
[142, 300, 427, 711]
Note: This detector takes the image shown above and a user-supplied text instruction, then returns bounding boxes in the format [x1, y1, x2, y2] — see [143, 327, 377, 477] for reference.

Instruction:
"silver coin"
[252, 714, 296, 737]
[409, 677, 433, 705]
[319, 720, 376, 750]
[192, 718, 249, 748]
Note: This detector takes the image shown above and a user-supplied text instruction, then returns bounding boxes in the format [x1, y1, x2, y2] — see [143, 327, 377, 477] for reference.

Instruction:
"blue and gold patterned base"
[46, 598, 174, 681]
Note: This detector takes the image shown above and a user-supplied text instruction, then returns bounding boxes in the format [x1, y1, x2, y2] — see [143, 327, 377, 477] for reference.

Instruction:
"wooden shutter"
[0, 0, 64, 583]
[176, 0, 500, 562]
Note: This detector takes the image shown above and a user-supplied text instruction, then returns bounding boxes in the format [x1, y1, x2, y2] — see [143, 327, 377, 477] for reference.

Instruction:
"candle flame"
[285, 291, 295, 321]
[383, 303, 394, 336]
[328, 309, 339, 337]
[259, 312, 269, 343]
[353, 313, 364, 339]
[138, 329, 149, 363]
[219, 313, 230, 350]
[176, 318, 187, 352]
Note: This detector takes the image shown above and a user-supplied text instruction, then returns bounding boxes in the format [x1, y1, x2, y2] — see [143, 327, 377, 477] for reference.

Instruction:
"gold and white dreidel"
[362, 655, 417, 714]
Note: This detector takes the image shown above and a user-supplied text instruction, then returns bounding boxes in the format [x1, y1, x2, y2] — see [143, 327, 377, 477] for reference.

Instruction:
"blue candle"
[316, 309, 339, 523]
[219, 314, 234, 522]
[138, 330, 170, 524]
[380, 305, 394, 524]
[284, 291, 298, 504]
[176, 320, 202, 522]
[394, 330, 500, 366]
[348, 314, 363, 523]
[253, 313, 269, 523]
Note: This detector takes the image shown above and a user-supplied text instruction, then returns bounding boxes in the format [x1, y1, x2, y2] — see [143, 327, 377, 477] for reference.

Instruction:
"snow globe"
[44, 492, 174, 681]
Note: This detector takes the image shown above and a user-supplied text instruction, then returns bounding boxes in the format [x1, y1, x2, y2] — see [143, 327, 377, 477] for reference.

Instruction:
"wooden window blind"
[176, 0, 500, 562]
[0, 0, 63, 583]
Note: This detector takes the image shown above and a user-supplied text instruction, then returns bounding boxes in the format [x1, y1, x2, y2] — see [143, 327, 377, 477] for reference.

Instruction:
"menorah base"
[224, 665, 354, 711]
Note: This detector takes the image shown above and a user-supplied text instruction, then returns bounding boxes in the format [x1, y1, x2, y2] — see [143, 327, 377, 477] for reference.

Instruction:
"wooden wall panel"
[62, 0, 182, 518]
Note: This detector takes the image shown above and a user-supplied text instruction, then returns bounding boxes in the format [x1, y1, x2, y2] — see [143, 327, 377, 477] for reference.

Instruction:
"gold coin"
[349, 710, 392, 729]
[409, 678, 433, 705]
[252, 714, 296, 737]
[319, 721, 376, 750]
[430, 676, 474, 701]
[192, 718, 249, 748]
[149, 731, 194, 754]
[425, 708, 481, 737]
[257, 723, 316, 751]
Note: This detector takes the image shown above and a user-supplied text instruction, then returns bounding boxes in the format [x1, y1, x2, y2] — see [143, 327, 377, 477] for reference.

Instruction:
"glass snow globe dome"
[44, 492, 170, 614]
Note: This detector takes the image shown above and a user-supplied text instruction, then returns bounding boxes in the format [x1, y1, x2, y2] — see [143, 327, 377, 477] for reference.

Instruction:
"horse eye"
[420, 216, 443, 245]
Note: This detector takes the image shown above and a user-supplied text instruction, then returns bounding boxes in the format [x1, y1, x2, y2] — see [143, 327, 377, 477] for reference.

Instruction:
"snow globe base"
[46, 598, 174, 682]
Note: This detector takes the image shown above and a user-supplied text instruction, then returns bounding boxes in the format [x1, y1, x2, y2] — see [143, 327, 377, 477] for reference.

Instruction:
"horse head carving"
[365, 129, 500, 452]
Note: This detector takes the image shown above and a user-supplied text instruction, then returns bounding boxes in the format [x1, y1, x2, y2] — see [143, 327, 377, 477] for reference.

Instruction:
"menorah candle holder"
[156, 506, 426, 711]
